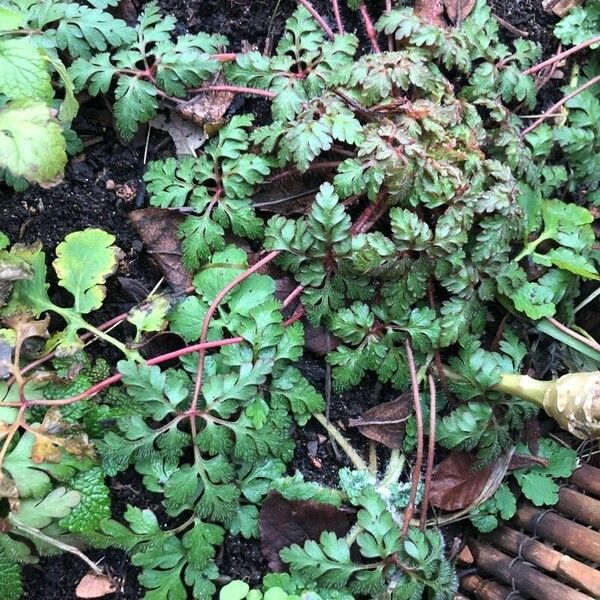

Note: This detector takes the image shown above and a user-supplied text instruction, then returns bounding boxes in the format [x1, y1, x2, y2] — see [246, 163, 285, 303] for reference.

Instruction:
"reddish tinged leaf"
[129, 208, 192, 293]
[443, 0, 477, 23]
[259, 492, 351, 570]
[414, 0, 445, 26]
[347, 394, 412, 449]
[429, 452, 494, 511]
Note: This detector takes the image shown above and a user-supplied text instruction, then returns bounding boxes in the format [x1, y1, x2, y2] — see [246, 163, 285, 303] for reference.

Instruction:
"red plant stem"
[547, 317, 600, 353]
[349, 189, 387, 235]
[419, 374, 436, 531]
[283, 284, 305, 308]
[385, 0, 394, 51]
[524, 36, 600, 75]
[283, 307, 306, 327]
[521, 73, 600, 136]
[359, 3, 381, 53]
[332, 0, 344, 33]
[298, 0, 335, 39]
[4, 338, 244, 408]
[211, 52, 237, 62]
[401, 339, 424, 540]
[266, 161, 342, 184]
[188, 251, 281, 416]
[191, 85, 276, 98]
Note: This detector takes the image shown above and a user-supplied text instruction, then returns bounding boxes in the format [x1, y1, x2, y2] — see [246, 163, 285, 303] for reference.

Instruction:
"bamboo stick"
[461, 573, 524, 600]
[485, 526, 600, 597]
[570, 463, 600, 497]
[557, 487, 600, 529]
[513, 504, 600, 562]
[467, 539, 592, 600]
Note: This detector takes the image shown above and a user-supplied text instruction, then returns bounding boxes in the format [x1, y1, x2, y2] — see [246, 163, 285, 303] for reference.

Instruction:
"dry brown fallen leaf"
[259, 492, 351, 571]
[152, 112, 207, 157]
[177, 76, 234, 130]
[76, 572, 117, 598]
[443, 0, 477, 23]
[129, 208, 192, 293]
[347, 394, 412, 449]
[414, 0, 445, 26]
[429, 452, 495, 511]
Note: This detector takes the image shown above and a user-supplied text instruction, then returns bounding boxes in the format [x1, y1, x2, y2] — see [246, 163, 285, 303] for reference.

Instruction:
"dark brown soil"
[1, 1, 564, 598]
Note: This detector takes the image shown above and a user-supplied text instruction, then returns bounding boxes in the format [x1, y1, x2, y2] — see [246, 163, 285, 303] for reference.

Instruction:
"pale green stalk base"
[313, 412, 368, 471]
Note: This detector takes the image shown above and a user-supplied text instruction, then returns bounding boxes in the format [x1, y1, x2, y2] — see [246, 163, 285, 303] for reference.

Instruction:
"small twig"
[419, 374, 436, 531]
[493, 13, 528, 38]
[332, 0, 344, 33]
[298, 0, 335, 38]
[190, 84, 276, 99]
[10, 518, 106, 576]
[359, 3, 381, 53]
[521, 73, 600, 136]
[546, 316, 600, 353]
[524, 35, 600, 76]
[401, 339, 424, 540]
[313, 412, 368, 470]
[574, 285, 600, 314]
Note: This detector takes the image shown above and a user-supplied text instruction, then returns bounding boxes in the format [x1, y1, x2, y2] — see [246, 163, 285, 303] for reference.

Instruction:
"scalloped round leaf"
[53, 229, 121, 314]
[0, 99, 67, 186]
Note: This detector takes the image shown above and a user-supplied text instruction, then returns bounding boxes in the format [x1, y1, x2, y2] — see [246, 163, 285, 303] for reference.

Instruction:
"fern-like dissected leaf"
[69, 1, 226, 140]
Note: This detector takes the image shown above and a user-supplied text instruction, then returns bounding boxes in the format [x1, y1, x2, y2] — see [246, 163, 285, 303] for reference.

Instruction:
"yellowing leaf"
[0, 38, 52, 101]
[0, 99, 67, 185]
[0, 7, 24, 31]
[53, 229, 121, 314]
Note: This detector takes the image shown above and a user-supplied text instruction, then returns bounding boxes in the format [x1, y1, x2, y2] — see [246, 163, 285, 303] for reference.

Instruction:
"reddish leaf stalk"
[547, 317, 600, 353]
[191, 85, 276, 99]
[359, 3, 381, 53]
[401, 339, 424, 540]
[282, 284, 305, 308]
[524, 36, 600, 76]
[419, 374, 436, 531]
[283, 306, 306, 326]
[332, 0, 344, 33]
[426, 277, 450, 399]
[298, 0, 335, 39]
[521, 73, 600, 136]
[188, 251, 281, 416]
[266, 161, 342, 184]
[385, 0, 394, 51]
[4, 338, 243, 408]
[349, 189, 388, 235]
[211, 52, 237, 62]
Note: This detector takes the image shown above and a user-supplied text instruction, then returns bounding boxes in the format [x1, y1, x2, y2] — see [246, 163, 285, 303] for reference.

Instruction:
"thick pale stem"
[490, 373, 551, 406]
[313, 412, 368, 471]
[380, 448, 405, 488]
